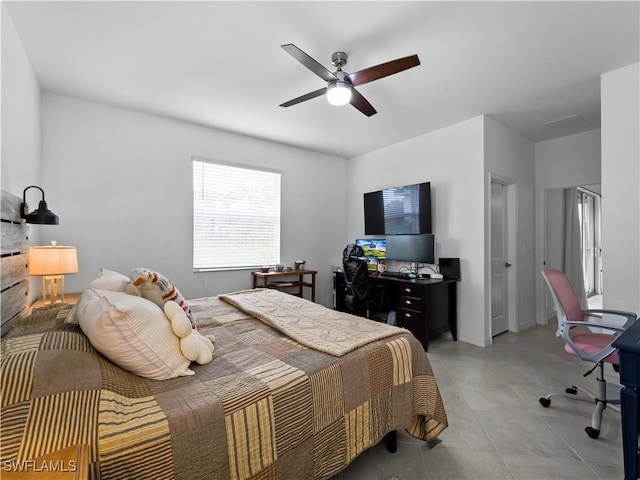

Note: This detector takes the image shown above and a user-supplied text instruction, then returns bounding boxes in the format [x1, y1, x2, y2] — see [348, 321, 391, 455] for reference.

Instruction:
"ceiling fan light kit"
[280, 44, 420, 116]
[327, 80, 352, 106]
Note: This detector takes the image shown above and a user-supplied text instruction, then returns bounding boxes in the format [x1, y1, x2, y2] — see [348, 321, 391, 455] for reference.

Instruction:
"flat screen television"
[364, 182, 432, 235]
[386, 234, 435, 264]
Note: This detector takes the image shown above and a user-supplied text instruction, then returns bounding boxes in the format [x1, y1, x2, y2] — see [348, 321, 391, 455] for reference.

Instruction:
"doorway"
[542, 184, 602, 319]
[490, 178, 516, 337]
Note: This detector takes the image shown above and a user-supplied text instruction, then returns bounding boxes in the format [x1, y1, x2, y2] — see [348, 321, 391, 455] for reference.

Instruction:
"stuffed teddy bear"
[129, 267, 195, 326]
[164, 301, 216, 365]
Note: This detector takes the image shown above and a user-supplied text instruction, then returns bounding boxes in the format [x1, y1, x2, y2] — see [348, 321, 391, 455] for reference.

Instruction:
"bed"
[0, 190, 447, 480]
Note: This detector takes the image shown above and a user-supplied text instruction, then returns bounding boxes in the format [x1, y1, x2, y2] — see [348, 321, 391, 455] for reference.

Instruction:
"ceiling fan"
[279, 44, 420, 117]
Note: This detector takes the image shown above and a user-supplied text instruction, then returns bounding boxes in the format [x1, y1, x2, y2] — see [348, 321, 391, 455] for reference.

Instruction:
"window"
[193, 158, 281, 271]
[577, 187, 602, 297]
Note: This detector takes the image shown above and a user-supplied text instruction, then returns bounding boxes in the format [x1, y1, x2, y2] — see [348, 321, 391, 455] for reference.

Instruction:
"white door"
[491, 181, 509, 336]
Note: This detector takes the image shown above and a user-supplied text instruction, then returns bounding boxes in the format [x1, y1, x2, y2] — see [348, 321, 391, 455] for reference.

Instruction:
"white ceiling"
[5, 1, 639, 158]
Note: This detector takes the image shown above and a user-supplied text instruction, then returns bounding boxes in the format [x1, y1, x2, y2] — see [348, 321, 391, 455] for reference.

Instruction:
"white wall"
[534, 129, 601, 323]
[1, 5, 45, 304]
[601, 63, 640, 314]
[40, 93, 348, 307]
[1, 4, 42, 202]
[484, 117, 536, 334]
[347, 116, 487, 347]
[536, 129, 601, 188]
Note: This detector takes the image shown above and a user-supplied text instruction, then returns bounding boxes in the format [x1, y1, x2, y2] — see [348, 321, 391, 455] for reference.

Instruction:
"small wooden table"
[252, 269, 317, 302]
[2, 444, 89, 479]
[29, 293, 81, 314]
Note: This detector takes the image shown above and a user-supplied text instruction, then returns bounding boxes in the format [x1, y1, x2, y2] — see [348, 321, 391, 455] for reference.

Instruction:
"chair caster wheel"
[539, 397, 551, 408]
[565, 386, 578, 395]
[585, 427, 600, 439]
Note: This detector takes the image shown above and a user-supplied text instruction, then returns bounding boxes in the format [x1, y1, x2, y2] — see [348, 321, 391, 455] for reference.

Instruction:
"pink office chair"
[540, 268, 637, 439]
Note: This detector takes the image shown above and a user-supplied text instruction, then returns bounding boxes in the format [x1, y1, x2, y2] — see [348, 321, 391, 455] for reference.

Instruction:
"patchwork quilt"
[1, 295, 447, 479]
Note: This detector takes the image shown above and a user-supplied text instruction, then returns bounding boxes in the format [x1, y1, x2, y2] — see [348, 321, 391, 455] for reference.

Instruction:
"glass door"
[577, 188, 602, 298]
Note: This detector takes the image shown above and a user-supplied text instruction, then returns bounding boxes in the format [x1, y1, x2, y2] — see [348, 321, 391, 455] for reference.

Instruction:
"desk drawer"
[398, 296, 422, 311]
[397, 307, 422, 321]
[398, 284, 424, 298]
[397, 307, 427, 351]
[397, 284, 425, 315]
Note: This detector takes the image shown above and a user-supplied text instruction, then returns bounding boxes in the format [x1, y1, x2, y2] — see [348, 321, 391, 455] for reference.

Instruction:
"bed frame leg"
[383, 430, 397, 453]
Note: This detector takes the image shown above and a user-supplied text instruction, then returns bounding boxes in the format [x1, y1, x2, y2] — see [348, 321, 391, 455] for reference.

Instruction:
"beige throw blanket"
[219, 288, 403, 356]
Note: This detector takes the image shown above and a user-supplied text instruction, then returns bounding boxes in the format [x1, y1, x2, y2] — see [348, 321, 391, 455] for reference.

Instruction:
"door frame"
[488, 173, 518, 338]
[535, 179, 601, 325]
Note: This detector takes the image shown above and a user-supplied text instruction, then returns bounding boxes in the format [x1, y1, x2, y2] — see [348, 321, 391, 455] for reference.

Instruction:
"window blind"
[193, 159, 281, 271]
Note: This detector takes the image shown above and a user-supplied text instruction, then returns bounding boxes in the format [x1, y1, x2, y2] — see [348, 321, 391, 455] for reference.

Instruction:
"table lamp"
[29, 241, 78, 303]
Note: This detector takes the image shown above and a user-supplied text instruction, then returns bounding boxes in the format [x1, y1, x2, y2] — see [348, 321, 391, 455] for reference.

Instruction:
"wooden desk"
[2, 444, 89, 479]
[334, 271, 458, 351]
[252, 269, 317, 302]
[613, 318, 640, 480]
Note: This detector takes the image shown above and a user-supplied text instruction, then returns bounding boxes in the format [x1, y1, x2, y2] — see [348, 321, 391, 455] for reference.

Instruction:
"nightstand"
[29, 293, 81, 314]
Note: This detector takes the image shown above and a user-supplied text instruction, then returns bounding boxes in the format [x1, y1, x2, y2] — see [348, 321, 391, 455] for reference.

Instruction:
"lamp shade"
[21, 186, 59, 225]
[29, 243, 78, 276]
[24, 200, 59, 225]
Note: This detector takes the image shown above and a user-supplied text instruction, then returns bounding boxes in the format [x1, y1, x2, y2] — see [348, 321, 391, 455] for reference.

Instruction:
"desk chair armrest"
[564, 320, 627, 332]
[562, 316, 634, 363]
[560, 320, 628, 353]
[583, 308, 637, 318]
[583, 309, 637, 329]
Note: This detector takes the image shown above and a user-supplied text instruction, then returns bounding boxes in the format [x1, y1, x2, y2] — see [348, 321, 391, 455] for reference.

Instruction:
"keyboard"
[380, 271, 405, 278]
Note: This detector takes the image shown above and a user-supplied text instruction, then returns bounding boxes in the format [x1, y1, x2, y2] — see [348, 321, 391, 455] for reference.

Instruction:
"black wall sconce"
[21, 186, 59, 225]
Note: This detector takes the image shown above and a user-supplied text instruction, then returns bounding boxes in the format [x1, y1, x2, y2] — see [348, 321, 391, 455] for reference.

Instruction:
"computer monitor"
[386, 234, 435, 264]
[355, 238, 386, 271]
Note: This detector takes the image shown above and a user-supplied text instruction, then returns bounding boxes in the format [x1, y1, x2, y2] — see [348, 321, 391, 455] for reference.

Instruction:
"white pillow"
[89, 268, 133, 292]
[77, 289, 193, 380]
[65, 288, 92, 325]
[66, 269, 138, 324]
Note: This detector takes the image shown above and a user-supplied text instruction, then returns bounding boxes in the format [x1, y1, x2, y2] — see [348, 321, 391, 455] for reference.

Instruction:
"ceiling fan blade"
[350, 88, 377, 117]
[347, 55, 420, 87]
[280, 87, 327, 108]
[281, 44, 337, 83]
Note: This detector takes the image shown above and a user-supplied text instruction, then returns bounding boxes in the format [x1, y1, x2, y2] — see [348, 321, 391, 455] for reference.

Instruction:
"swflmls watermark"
[3, 459, 78, 473]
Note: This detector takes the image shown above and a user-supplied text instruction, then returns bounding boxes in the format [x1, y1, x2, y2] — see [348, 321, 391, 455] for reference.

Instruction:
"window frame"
[192, 157, 282, 272]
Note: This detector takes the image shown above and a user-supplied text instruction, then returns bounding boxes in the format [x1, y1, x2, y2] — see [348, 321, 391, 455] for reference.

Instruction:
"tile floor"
[329, 321, 625, 480]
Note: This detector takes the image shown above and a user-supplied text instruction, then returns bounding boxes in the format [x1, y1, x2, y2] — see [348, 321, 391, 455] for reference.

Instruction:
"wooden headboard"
[1, 190, 30, 334]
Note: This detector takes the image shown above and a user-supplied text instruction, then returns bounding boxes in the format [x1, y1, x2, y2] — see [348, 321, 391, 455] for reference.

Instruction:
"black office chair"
[342, 244, 388, 319]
